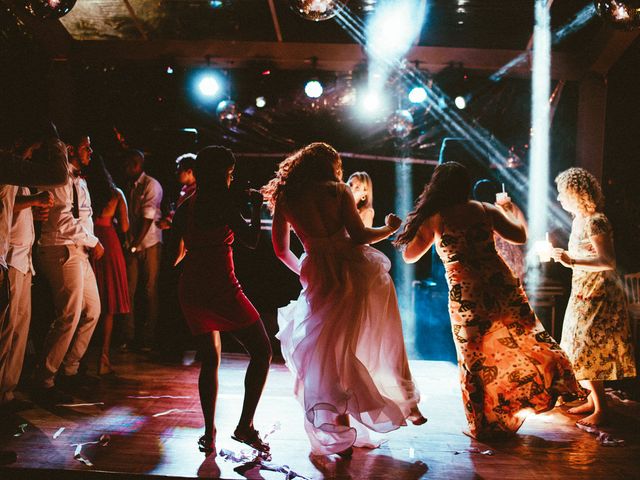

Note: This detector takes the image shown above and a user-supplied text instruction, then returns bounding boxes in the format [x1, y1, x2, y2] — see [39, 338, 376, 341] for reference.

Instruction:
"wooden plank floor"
[1, 352, 639, 479]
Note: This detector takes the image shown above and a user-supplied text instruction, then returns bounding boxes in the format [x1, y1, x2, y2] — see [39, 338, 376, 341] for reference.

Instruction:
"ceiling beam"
[582, 26, 639, 76]
[70, 40, 585, 80]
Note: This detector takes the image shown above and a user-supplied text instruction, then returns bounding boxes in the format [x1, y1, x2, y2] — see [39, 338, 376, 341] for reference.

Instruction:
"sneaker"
[35, 386, 73, 405]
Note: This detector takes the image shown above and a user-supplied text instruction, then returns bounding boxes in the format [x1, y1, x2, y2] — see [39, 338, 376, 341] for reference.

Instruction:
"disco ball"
[387, 109, 414, 139]
[594, 0, 640, 30]
[289, 0, 347, 21]
[25, 0, 77, 19]
[216, 100, 240, 129]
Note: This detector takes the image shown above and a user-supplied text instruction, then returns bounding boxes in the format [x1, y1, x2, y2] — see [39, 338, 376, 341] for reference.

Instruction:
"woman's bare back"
[282, 181, 346, 244]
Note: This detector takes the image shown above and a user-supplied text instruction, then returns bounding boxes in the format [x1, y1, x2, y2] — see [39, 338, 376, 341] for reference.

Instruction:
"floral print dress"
[435, 204, 584, 439]
[560, 213, 636, 381]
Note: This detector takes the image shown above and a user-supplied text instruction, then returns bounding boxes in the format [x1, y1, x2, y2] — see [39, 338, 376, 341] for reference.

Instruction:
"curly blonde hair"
[261, 142, 342, 214]
[554, 167, 604, 215]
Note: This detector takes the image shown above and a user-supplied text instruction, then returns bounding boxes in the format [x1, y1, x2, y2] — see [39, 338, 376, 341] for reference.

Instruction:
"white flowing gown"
[277, 228, 421, 454]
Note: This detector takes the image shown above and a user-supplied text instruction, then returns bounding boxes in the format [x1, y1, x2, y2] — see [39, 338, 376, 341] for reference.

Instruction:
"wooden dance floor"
[1, 353, 639, 479]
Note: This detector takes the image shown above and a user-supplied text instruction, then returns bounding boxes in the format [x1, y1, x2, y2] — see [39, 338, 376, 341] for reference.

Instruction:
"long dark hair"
[394, 161, 471, 247]
[261, 142, 342, 214]
[85, 155, 117, 217]
[193, 145, 235, 225]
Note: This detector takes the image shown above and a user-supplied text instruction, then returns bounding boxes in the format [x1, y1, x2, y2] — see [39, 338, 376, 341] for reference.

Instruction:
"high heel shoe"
[231, 426, 270, 453]
[198, 434, 215, 453]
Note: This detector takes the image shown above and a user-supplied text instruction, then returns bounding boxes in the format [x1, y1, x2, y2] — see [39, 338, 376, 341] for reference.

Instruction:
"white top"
[7, 186, 35, 275]
[128, 172, 163, 249]
[0, 184, 18, 269]
[39, 164, 99, 249]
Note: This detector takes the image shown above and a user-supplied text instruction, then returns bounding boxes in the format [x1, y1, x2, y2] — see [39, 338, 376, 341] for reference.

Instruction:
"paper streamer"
[152, 408, 196, 417]
[57, 402, 105, 407]
[53, 427, 66, 439]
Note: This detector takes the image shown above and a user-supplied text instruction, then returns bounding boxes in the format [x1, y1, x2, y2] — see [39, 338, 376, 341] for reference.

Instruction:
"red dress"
[91, 217, 131, 315]
[177, 196, 259, 335]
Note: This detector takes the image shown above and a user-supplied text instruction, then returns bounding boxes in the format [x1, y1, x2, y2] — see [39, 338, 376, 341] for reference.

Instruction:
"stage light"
[198, 75, 220, 97]
[209, 0, 223, 7]
[454, 95, 467, 110]
[166, 66, 174, 75]
[256, 96, 266, 108]
[408, 86, 427, 103]
[366, 0, 426, 60]
[305, 79, 323, 98]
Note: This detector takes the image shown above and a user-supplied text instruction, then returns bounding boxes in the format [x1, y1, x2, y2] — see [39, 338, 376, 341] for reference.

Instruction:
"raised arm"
[402, 216, 436, 264]
[115, 188, 130, 233]
[271, 204, 300, 275]
[341, 184, 398, 244]
[487, 201, 527, 244]
[0, 139, 68, 188]
[225, 190, 262, 249]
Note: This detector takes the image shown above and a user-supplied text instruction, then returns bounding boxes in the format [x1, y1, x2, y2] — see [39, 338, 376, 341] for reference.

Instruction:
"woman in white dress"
[262, 142, 426, 456]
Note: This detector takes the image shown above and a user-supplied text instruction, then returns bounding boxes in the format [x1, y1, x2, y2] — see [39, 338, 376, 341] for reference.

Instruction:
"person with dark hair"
[347, 171, 374, 227]
[35, 132, 104, 403]
[84, 155, 130, 375]
[156, 153, 197, 231]
[552, 167, 635, 429]
[0, 126, 67, 413]
[168, 146, 272, 454]
[395, 161, 584, 441]
[472, 179, 528, 281]
[122, 149, 163, 352]
[262, 142, 425, 457]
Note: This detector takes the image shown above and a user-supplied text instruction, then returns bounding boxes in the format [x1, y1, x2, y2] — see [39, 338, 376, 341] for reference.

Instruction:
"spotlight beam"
[335, 5, 572, 230]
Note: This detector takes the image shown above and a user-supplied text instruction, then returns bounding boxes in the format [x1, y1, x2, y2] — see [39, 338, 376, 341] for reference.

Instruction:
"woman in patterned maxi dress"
[552, 167, 635, 429]
[396, 162, 584, 440]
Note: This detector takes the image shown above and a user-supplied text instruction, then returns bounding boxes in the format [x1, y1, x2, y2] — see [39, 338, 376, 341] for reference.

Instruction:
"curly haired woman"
[262, 142, 425, 456]
[553, 167, 635, 429]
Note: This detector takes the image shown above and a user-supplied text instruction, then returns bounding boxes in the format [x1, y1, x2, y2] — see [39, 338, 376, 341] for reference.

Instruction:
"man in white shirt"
[0, 128, 68, 411]
[122, 149, 163, 351]
[35, 133, 104, 403]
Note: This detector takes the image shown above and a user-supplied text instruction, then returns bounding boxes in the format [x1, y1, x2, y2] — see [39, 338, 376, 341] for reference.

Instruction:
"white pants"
[0, 267, 32, 403]
[36, 245, 100, 388]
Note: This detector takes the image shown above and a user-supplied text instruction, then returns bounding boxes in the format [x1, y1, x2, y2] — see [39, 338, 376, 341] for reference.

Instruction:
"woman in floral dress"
[552, 167, 635, 429]
[396, 161, 584, 440]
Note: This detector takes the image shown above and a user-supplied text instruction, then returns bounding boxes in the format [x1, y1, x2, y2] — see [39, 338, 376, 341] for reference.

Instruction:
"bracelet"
[570, 258, 575, 267]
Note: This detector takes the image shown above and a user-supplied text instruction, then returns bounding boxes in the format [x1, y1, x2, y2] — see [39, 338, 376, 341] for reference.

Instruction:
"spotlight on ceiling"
[198, 76, 220, 97]
[256, 96, 267, 108]
[166, 66, 174, 75]
[454, 95, 467, 110]
[408, 86, 427, 104]
[304, 79, 323, 99]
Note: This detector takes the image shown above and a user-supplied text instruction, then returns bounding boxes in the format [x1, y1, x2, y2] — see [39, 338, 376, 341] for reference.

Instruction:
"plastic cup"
[495, 192, 510, 205]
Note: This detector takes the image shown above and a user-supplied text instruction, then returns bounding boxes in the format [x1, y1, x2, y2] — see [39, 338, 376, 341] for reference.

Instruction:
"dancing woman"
[395, 161, 584, 440]
[85, 156, 130, 376]
[262, 142, 425, 456]
[169, 146, 272, 453]
[347, 171, 375, 228]
[552, 167, 635, 429]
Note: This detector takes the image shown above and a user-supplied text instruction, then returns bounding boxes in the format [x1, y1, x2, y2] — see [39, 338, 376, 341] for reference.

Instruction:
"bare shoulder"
[115, 187, 126, 202]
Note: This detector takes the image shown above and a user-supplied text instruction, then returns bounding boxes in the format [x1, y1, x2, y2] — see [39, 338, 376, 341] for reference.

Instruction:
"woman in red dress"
[168, 146, 272, 454]
[85, 156, 130, 376]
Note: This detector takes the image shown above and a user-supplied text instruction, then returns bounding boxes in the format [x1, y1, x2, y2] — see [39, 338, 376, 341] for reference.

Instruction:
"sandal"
[231, 426, 270, 453]
[198, 433, 215, 453]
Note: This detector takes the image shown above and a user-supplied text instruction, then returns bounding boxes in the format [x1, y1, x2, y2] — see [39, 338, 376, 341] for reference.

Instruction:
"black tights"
[195, 320, 272, 439]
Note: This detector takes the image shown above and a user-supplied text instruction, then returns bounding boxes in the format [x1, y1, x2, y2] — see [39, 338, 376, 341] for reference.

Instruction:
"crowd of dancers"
[0, 125, 636, 458]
